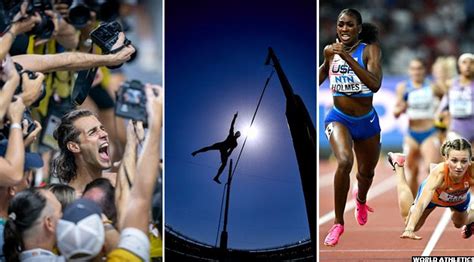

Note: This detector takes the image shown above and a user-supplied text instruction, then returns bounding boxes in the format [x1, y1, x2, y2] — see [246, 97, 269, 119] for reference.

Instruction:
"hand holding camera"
[19, 71, 45, 107]
[23, 119, 41, 147]
[0, 55, 20, 82]
[9, 12, 40, 36]
[107, 32, 135, 67]
[7, 97, 25, 125]
[144, 84, 163, 130]
[90, 21, 135, 69]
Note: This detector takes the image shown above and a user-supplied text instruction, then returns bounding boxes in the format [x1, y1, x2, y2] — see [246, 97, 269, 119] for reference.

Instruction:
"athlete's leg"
[404, 135, 421, 197]
[353, 133, 380, 204]
[420, 134, 441, 180]
[451, 210, 469, 228]
[391, 159, 415, 219]
[323, 122, 353, 246]
[213, 151, 229, 183]
[327, 122, 354, 225]
[192, 142, 223, 156]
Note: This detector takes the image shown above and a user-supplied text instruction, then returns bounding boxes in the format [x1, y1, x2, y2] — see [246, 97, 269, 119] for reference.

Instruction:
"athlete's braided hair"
[440, 138, 472, 159]
[338, 8, 379, 44]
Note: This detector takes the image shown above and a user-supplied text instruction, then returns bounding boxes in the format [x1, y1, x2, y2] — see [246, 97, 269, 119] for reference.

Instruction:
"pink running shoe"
[324, 224, 344, 246]
[461, 222, 474, 239]
[387, 152, 406, 170]
[353, 189, 374, 226]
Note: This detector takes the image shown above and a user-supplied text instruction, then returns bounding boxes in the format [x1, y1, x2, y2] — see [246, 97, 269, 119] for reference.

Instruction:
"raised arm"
[121, 85, 162, 233]
[116, 121, 143, 230]
[0, 98, 26, 186]
[229, 112, 238, 135]
[11, 45, 134, 73]
[402, 166, 444, 239]
[0, 56, 20, 121]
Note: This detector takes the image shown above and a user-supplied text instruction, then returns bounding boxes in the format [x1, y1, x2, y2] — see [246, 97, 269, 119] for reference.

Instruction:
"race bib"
[438, 191, 467, 203]
[449, 89, 473, 118]
[407, 88, 435, 119]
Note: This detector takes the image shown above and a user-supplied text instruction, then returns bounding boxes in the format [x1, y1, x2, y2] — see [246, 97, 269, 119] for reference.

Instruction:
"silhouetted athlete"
[192, 112, 241, 184]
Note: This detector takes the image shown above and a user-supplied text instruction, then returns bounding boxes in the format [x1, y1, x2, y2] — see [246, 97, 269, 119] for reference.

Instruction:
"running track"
[319, 157, 474, 261]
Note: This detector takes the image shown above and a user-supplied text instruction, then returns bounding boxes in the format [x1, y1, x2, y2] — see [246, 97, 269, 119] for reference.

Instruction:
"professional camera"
[65, 0, 119, 28]
[0, 0, 55, 39]
[0, 107, 36, 141]
[115, 80, 148, 125]
[0, 62, 46, 108]
[90, 20, 132, 68]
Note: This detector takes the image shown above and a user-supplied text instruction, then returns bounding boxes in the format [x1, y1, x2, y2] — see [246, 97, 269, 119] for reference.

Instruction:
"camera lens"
[30, 13, 55, 39]
[68, 1, 90, 28]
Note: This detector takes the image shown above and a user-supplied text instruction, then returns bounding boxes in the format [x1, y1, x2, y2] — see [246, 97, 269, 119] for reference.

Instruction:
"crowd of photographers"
[0, 0, 162, 261]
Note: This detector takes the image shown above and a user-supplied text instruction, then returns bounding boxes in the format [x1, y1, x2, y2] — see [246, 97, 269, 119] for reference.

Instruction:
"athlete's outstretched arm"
[402, 167, 443, 239]
[229, 112, 238, 135]
[332, 42, 383, 92]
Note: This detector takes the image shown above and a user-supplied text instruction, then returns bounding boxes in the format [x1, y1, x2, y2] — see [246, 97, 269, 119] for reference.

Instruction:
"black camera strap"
[71, 67, 98, 106]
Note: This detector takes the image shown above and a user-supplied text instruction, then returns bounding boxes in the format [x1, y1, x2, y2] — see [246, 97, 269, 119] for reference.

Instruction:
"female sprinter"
[319, 8, 383, 246]
[393, 58, 443, 196]
[437, 54, 474, 147]
[388, 138, 474, 240]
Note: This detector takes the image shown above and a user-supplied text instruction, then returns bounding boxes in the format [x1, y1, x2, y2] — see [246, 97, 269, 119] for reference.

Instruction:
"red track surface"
[319, 157, 474, 261]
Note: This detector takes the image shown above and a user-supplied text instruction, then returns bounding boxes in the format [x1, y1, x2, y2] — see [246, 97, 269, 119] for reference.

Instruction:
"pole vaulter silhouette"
[192, 112, 241, 184]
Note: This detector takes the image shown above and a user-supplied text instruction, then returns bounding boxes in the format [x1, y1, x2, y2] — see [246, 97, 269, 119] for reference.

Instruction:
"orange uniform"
[429, 163, 473, 208]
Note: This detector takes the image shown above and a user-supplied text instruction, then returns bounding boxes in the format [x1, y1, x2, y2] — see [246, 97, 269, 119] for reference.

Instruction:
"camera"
[90, 21, 131, 53]
[0, 62, 46, 108]
[0, 0, 55, 39]
[0, 108, 36, 141]
[90, 20, 132, 68]
[65, 0, 119, 29]
[115, 80, 148, 125]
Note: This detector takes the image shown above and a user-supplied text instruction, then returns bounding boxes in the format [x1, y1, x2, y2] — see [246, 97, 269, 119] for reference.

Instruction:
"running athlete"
[319, 8, 383, 246]
[192, 112, 241, 184]
[393, 58, 443, 196]
[388, 138, 474, 240]
[437, 53, 474, 147]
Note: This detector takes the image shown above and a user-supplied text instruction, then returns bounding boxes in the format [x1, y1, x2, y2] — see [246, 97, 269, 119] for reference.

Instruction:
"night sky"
[165, 0, 315, 249]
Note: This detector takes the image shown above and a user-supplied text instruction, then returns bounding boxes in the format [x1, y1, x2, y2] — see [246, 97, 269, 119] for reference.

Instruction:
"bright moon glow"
[243, 126, 259, 139]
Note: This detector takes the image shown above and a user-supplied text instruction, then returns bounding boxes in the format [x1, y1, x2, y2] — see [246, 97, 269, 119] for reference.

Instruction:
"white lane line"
[421, 208, 451, 256]
[321, 248, 471, 253]
[319, 172, 334, 187]
[319, 176, 396, 226]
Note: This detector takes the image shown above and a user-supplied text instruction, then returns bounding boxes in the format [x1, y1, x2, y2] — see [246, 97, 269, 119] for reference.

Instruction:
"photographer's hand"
[19, 72, 45, 107]
[108, 33, 136, 67]
[0, 56, 20, 120]
[23, 120, 42, 148]
[144, 84, 163, 131]
[7, 97, 25, 125]
[0, 55, 19, 82]
[10, 13, 41, 36]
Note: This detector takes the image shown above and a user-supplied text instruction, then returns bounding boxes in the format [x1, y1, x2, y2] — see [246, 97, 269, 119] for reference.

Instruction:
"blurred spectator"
[48, 184, 76, 212]
[83, 177, 117, 226]
[56, 198, 105, 261]
[3, 188, 63, 261]
[0, 144, 43, 261]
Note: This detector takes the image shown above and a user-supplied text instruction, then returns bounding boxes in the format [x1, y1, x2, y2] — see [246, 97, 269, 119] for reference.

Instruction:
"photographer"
[0, 1, 40, 61]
